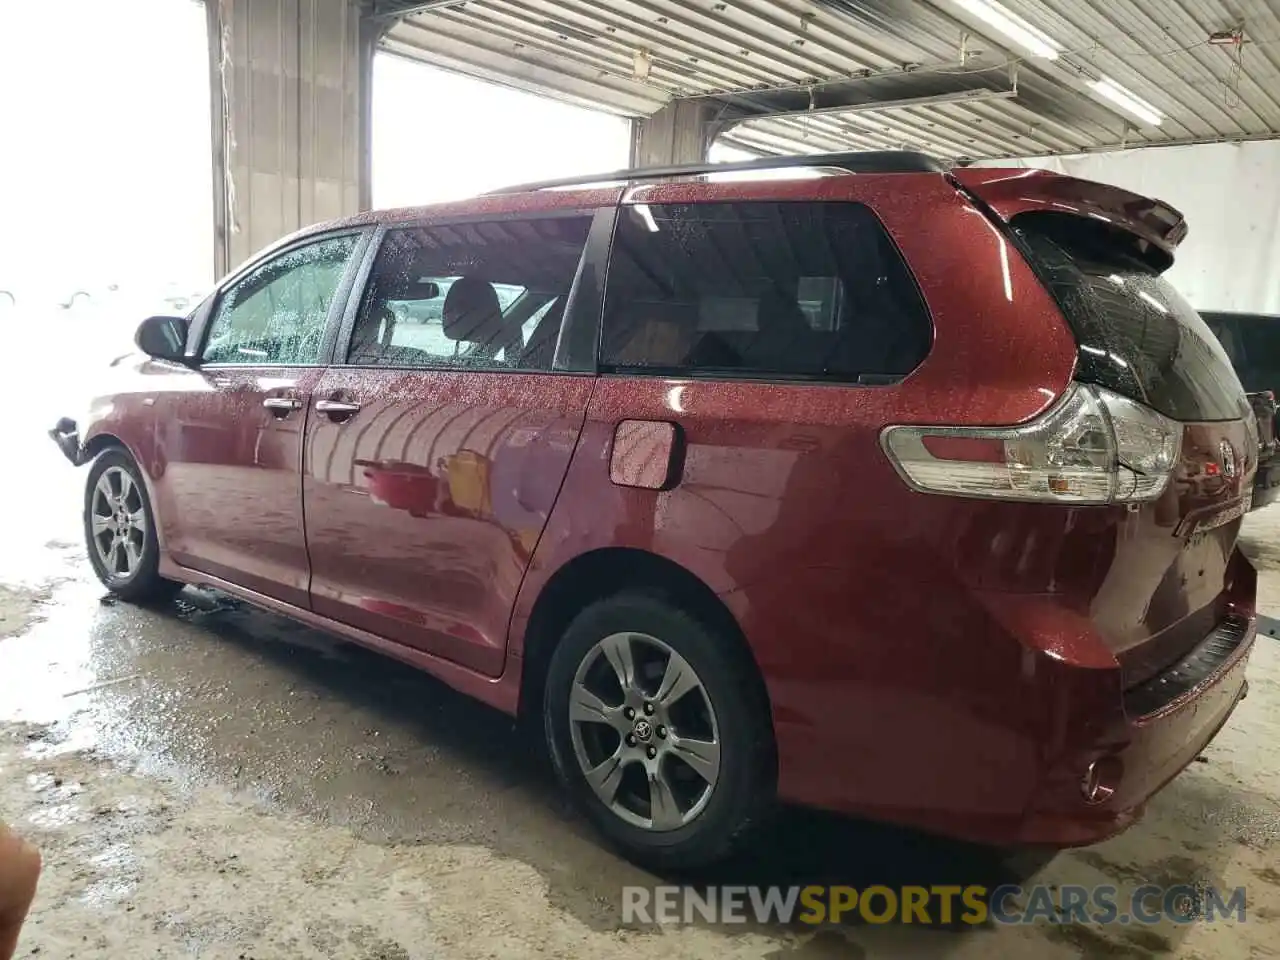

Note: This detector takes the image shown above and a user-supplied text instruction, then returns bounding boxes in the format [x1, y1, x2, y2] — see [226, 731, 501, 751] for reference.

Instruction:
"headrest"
[442, 277, 503, 343]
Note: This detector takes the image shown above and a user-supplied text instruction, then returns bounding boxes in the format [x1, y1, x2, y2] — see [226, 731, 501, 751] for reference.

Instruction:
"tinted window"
[347, 217, 591, 370]
[1013, 215, 1244, 421]
[1202, 312, 1280, 394]
[203, 235, 358, 365]
[600, 202, 931, 382]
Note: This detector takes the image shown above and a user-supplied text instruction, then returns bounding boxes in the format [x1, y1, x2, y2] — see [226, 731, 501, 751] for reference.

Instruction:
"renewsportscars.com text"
[622, 884, 1248, 926]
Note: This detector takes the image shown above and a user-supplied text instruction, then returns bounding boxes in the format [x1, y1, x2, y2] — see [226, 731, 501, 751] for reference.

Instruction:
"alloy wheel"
[568, 631, 721, 832]
[89, 466, 148, 579]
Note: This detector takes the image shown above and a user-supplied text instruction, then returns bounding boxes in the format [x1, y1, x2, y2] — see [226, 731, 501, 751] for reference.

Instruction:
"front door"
[301, 213, 598, 676]
[152, 232, 365, 607]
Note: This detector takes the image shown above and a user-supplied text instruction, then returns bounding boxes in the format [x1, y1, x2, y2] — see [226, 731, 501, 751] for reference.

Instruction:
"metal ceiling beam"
[370, 0, 469, 21]
[722, 85, 1018, 125]
[369, 0, 1280, 157]
[1027, 129, 1280, 157]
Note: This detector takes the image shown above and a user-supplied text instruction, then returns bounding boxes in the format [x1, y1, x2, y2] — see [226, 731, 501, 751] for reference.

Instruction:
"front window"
[202, 234, 360, 365]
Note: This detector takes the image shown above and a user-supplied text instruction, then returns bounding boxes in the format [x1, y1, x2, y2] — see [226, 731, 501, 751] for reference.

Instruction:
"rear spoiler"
[950, 168, 1187, 272]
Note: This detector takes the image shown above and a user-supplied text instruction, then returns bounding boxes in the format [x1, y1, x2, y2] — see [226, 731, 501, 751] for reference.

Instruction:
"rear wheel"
[544, 593, 775, 869]
[83, 449, 180, 603]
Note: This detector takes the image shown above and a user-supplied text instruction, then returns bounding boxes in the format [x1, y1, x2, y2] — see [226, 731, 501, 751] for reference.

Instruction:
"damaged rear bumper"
[48, 417, 87, 466]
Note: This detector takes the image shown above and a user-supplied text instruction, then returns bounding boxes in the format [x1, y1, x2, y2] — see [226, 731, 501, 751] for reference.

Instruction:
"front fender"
[48, 391, 167, 555]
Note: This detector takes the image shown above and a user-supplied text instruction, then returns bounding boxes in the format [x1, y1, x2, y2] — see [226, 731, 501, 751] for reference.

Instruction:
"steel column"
[207, 0, 375, 279]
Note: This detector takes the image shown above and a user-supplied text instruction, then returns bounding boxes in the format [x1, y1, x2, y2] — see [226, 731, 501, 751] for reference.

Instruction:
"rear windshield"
[1013, 214, 1245, 422]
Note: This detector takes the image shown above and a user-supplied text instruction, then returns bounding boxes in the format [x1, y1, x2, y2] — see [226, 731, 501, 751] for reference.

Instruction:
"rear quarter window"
[600, 201, 933, 383]
[1012, 214, 1245, 422]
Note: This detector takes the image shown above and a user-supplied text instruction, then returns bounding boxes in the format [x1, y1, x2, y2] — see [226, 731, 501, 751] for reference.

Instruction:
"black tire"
[544, 592, 775, 870]
[83, 448, 182, 603]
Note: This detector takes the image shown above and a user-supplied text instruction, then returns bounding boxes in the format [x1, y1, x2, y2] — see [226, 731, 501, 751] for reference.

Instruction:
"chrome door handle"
[315, 399, 361, 414]
[262, 397, 304, 411]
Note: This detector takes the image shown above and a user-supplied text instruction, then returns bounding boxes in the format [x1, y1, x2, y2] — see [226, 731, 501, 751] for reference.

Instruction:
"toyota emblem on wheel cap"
[1220, 439, 1236, 479]
[632, 719, 653, 742]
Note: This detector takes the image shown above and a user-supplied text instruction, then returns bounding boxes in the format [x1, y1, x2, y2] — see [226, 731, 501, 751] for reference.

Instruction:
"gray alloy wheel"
[545, 592, 776, 869]
[88, 465, 149, 579]
[82, 448, 181, 603]
[567, 630, 722, 832]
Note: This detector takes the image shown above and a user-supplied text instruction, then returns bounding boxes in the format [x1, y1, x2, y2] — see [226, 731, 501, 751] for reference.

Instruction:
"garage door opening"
[373, 54, 632, 207]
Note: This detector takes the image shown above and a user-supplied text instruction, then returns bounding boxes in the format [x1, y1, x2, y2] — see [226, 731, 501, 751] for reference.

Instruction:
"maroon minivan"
[52, 152, 1257, 869]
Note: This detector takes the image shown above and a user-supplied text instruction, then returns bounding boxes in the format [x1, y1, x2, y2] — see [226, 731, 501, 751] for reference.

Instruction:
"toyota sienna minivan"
[51, 151, 1257, 869]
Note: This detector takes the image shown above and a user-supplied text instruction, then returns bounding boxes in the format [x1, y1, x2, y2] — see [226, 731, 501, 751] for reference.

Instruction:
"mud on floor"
[0, 584, 52, 640]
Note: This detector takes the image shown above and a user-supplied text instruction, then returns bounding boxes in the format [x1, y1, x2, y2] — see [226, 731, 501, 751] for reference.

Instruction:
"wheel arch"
[517, 546, 771, 725]
[83, 431, 128, 463]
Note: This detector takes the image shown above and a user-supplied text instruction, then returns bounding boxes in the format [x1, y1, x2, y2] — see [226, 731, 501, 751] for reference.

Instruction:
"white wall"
[0, 0, 213, 301]
[982, 140, 1280, 315]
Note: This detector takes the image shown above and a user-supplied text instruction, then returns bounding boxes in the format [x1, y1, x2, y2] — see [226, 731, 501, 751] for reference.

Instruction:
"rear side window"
[600, 201, 932, 382]
[347, 216, 591, 371]
[1013, 214, 1244, 421]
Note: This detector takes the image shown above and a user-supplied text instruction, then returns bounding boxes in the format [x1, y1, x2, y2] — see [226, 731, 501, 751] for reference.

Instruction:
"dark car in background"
[1202, 311, 1280, 510]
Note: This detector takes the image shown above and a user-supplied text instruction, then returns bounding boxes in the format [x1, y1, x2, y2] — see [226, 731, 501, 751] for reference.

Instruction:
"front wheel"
[83, 449, 181, 603]
[544, 593, 775, 870]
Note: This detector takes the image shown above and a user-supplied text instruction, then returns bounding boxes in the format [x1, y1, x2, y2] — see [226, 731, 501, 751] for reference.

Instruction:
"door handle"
[262, 396, 304, 416]
[315, 398, 362, 423]
[315, 399, 361, 414]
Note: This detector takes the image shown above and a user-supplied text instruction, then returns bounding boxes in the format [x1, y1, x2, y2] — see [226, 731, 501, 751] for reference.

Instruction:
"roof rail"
[486, 150, 947, 195]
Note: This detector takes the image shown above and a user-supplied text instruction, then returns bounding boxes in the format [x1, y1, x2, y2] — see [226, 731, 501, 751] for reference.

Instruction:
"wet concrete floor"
[2, 343, 1280, 958]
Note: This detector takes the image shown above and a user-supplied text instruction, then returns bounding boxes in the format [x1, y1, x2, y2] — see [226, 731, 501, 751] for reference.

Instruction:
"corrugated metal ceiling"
[378, 0, 1280, 160]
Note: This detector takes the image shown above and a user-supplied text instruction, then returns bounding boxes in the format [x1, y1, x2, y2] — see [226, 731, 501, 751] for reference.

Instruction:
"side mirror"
[135, 315, 191, 363]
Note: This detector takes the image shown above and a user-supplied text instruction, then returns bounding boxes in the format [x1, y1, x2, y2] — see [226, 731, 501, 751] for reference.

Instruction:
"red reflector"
[1205, 462, 1220, 476]
[921, 435, 1007, 463]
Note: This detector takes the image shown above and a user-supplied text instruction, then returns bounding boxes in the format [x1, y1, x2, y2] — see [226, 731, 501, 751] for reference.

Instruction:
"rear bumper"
[772, 586, 1256, 849]
[1011, 613, 1254, 846]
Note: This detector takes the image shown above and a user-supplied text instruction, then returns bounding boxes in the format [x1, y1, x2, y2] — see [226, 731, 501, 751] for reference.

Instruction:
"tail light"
[881, 382, 1182, 504]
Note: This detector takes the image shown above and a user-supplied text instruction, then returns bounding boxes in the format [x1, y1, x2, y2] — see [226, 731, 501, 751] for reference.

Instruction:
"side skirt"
[158, 557, 523, 715]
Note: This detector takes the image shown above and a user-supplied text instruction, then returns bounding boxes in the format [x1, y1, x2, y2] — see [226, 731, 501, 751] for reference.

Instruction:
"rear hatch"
[955, 170, 1255, 688]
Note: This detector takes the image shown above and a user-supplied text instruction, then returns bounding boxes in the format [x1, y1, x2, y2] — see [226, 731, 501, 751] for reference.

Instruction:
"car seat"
[442, 277, 521, 363]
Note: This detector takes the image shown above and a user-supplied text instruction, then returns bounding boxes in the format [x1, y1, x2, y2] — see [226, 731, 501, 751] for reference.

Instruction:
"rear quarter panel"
[512, 173, 1083, 824]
